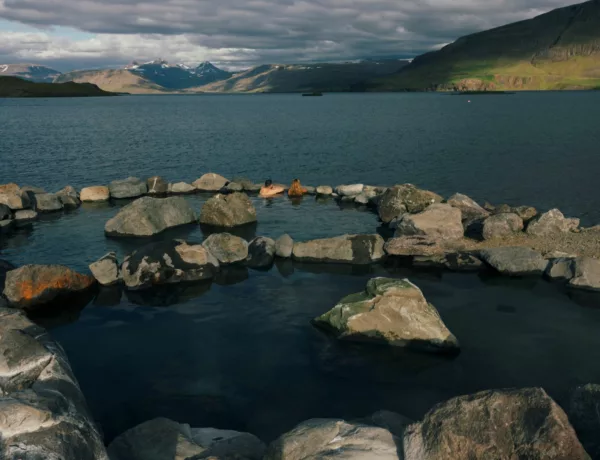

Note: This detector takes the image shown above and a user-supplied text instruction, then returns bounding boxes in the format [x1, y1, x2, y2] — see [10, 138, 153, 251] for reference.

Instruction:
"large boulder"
[105, 196, 197, 237]
[121, 240, 219, 290]
[569, 257, 600, 291]
[336, 184, 364, 197]
[80, 186, 110, 202]
[108, 417, 265, 460]
[482, 212, 524, 240]
[568, 383, 600, 460]
[146, 176, 169, 195]
[378, 184, 443, 223]
[0, 309, 108, 459]
[3, 265, 96, 310]
[34, 193, 63, 213]
[275, 234, 294, 258]
[264, 418, 401, 460]
[384, 236, 448, 257]
[479, 247, 548, 276]
[247, 237, 276, 268]
[292, 234, 385, 265]
[0, 183, 27, 210]
[168, 182, 196, 194]
[395, 204, 464, 240]
[314, 278, 459, 354]
[202, 233, 249, 264]
[199, 193, 257, 228]
[108, 177, 147, 199]
[193, 173, 229, 192]
[447, 193, 490, 224]
[527, 208, 580, 236]
[403, 388, 589, 460]
[89, 252, 121, 286]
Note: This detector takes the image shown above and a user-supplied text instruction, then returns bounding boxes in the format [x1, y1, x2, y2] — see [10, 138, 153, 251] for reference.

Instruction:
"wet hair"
[265, 179, 273, 187]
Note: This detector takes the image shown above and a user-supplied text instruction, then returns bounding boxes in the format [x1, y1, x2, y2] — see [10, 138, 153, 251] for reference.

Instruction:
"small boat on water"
[302, 92, 323, 97]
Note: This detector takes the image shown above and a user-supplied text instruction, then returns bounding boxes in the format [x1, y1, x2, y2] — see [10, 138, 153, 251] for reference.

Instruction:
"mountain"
[193, 61, 232, 84]
[125, 60, 232, 89]
[0, 64, 62, 83]
[374, 0, 600, 91]
[54, 69, 169, 94]
[0, 76, 115, 98]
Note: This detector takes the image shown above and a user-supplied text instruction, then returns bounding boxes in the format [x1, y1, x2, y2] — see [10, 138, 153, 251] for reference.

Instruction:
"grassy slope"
[0, 76, 116, 97]
[374, 0, 600, 91]
[54, 69, 170, 94]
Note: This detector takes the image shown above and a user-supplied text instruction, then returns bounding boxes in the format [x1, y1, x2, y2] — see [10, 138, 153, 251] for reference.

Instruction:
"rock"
[232, 177, 256, 191]
[316, 185, 333, 196]
[545, 257, 576, 280]
[444, 252, 484, 271]
[314, 278, 459, 353]
[545, 250, 578, 259]
[412, 254, 447, 268]
[247, 237, 276, 268]
[108, 177, 147, 199]
[224, 181, 244, 192]
[292, 234, 385, 265]
[482, 212, 524, 240]
[0, 183, 27, 210]
[0, 309, 108, 459]
[479, 247, 548, 276]
[336, 184, 364, 196]
[275, 234, 294, 258]
[33, 193, 63, 213]
[403, 388, 589, 460]
[384, 236, 448, 256]
[3, 264, 96, 310]
[121, 240, 218, 290]
[202, 233, 249, 264]
[395, 204, 464, 240]
[199, 192, 257, 228]
[168, 182, 196, 194]
[513, 205, 538, 222]
[264, 418, 401, 460]
[378, 184, 443, 223]
[447, 193, 490, 224]
[80, 185, 110, 202]
[89, 252, 120, 286]
[0, 203, 12, 220]
[21, 185, 45, 194]
[14, 209, 37, 223]
[568, 383, 600, 459]
[527, 208, 580, 236]
[569, 257, 600, 291]
[105, 196, 197, 237]
[56, 185, 81, 209]
[0, 219, 14, 234]
[304, 186, 316, 195]
[193, 173, 229, 192]
[354, 188, 377, 205]
[108, 417, 265, 460]
[493, 203, 513, 214]
[146, 176, 169, 195]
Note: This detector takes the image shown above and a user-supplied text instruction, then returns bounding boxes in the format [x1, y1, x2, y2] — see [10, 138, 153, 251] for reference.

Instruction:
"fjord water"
[2, 93, 600, 442]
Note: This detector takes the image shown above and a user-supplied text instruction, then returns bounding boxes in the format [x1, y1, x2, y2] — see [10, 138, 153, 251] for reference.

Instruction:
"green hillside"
[0, 76, 116, 97]
[373, 0, 600, 91]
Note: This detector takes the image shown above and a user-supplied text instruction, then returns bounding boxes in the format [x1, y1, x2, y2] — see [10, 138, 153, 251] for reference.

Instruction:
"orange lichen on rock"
[16, 272, 93, 300]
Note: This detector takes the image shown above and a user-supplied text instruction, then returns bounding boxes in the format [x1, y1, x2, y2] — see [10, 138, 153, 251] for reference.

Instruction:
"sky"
[0, 0, 582, 71]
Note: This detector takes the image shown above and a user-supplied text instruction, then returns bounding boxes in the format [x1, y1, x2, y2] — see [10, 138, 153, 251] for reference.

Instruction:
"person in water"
[259, 179, 285, 197]
[288, 179, 308, 197]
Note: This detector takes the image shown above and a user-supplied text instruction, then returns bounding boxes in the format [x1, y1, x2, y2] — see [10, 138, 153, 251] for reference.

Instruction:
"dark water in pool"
[2, 93, 600, 442]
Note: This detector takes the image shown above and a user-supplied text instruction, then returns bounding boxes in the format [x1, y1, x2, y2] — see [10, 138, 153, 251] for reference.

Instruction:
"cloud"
[0, 0, 582, 70]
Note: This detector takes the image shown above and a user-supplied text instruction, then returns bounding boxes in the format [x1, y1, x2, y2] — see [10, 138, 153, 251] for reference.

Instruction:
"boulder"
[378, 184, 443, 223]
[403, 388, 589, 460]
[0, 203, 12, 221]
[33, 193, 63, 213]
[569, 257, 600, 291]
[108, 417, 265, 460]
[56, 185, 81, 209]
[193, 173, 229, 192]
[513, 205, 538, 222]
[108, 177, 147, 199]
[336, 184, 364, 197]
[80, 185, 110, 202]
[493, 203, 513, 214]
[316, 185, 333, 196]
[14, 209, 37, 223]
[447, 193, 490, 224]
[314, 278, 459, 353]
[264, 418, 401, 460]
[232, 177, 256, 191]
[395, 204, 464, 240]
[304, 186, 316, 195]
[247, 237, 276, 268]
[384, 236, 448, 256]
[482, 213, 524, 240]
[89, 252, 121, 286]
[168, 181, 196, 194]
[527, 209, 580, 236]
[292, 234, 385, 265]
[545, 257, 576, 280]
[3, 265, 95, 310]
[568, 383, 600, 460]
[146, 176, 169, 195]
[354, 188, 377, 205]
[443, 252, 484, 271]
[202, 233, 249, 264]
[275, 234, 294, 258]
[121, 240, 218, 290]
[105, 196, 197, 237]
[224, 182, 244, 192]
[199, 193, 257, 228]
[0, 309, 108, 459]
[0, 183, 27, 210]
[479, 247, 548, 276]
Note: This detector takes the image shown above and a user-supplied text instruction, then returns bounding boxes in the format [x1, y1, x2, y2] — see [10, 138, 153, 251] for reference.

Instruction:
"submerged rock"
[378, 184, 443, 223]
[275, 234, 294, 258]
[146, 176, 169, 195]
[80, 185, 110, 202]
[292, 234, 385, 265]
[3, 264, 95, 310]
[89, 252, 121, 286]
[168, 181, 196, 194]
[0, 183, 27, 210]
[105, 196, 197, 237]
[109, 177, 147, 199]
[403, 388, 589, 460]
[569, 257, 600, 291]
[447, 193, 490, 224]
[199, 192, 257, 228]
[34, 193, 63, 213]
[527, 208, 580, 236]
[314, 278, 459, 353]
[336, 184, 364, 196]
[193, 173, 229, 192]
[202, 233, 249, 264]
[479, 247, 548, 276]
[316, 185, 333, 196]
[482, 212, 524, 240]
[568, 383, 600, 460]
[395, 204, 464, 240]
[56, 185, 81, 209]
[247, 237, 276, 268]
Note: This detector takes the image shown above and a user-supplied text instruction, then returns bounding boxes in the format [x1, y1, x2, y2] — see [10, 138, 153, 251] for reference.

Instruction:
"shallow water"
[2, 93, 600, 443]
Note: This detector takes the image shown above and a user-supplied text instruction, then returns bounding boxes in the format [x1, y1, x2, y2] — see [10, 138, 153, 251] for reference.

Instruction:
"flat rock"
[0, 183, 27, 210]
[403, 388, 589, 460]
[193, 173, 229, 192]
[447, 193, 490, 224]
[292, 234, 385, 265]
[105, 196, 197, 237]
[482, 212, 524, 240]
[314, 278, 459, 353]
[89, 252, 121, 286]
[304, 186, 316, 195]
[395, 204, 464, 240]
[527, 208, 580, 236]
[479, 247, 548, 276]
[109, 177, 147, 199]
[336, 184, 364, 196]
[199, 192, 257, 228]
[378, 184, 443, 223]
[316, 185, 333, 196]
[569, 257, 600, 291]
[34, 193, 63, 213]
[168, 182, 196, 194]
[568, 383, 600, 460]
[275, 234, 294, 258]
[14, 209, 38, 223]
[3, 264, 96, 310]
[384, 235, 448, 256]
[146, 176, 169, 195]
[202, 233, 249, 264]
[247, 237, 276, 268]
[80, 185, 110, 202]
